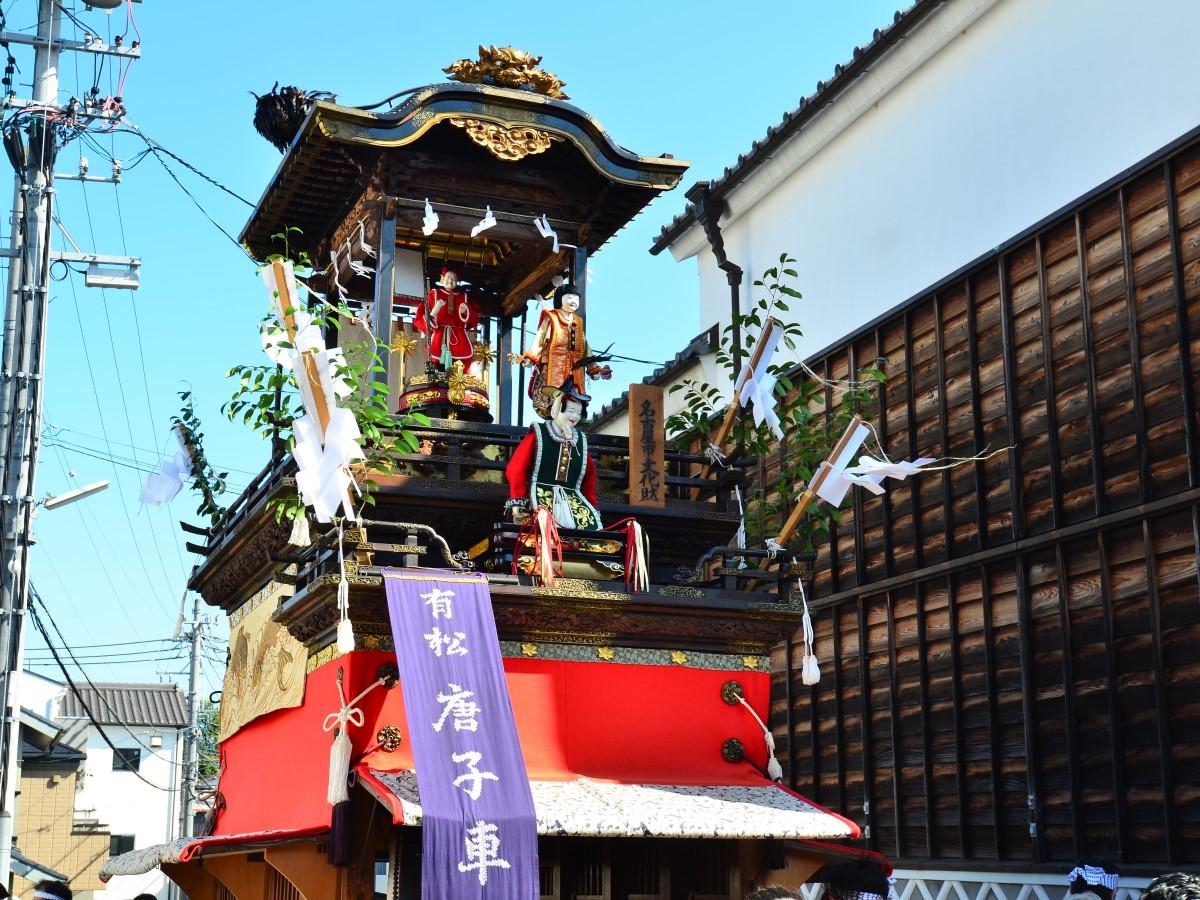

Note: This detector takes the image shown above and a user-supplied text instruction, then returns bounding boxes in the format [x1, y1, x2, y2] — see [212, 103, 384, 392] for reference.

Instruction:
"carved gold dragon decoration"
[444, 46, 569, 100]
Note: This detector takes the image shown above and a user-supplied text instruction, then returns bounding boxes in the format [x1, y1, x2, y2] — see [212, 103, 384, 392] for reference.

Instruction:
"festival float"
[102, 48, 885, 899]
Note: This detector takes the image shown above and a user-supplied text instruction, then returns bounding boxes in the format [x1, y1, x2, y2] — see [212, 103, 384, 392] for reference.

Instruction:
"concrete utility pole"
[0, 1, 63, 883]
[0, 0, 143, 886]
[178, 594, 203, 838]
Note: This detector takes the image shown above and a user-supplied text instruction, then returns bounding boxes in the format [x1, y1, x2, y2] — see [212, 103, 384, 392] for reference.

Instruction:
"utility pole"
[0, 1, 62, 884]
[0, 0, 142, 886]
[178, 594, 203, 838]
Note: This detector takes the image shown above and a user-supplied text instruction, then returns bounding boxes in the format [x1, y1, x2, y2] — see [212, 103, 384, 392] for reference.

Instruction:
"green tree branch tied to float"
[666, 254, 886, 551]
[222, 228, 428, 524]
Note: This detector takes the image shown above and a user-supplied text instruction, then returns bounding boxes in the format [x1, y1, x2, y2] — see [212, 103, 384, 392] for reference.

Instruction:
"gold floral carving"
[448, 117, 562, 162]
[472, 340, 495, 368]
[390, 333, 419, 356]
[670, 650, 688, 665]
[520, 642, 539, 657]
[444, 46, 569, 99]
[742, 656, 760, 670]
[597, 647, 615, 661]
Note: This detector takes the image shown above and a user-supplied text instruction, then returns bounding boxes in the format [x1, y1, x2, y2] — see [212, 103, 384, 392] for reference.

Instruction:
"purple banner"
[384, 569, 538, 900]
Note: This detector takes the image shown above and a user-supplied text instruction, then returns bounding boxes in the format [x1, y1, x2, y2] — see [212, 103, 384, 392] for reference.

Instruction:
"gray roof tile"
[59, 682, 188, 728]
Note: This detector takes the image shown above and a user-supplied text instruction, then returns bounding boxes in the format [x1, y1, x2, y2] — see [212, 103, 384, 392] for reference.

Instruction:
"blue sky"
[18, 0, 904, 691]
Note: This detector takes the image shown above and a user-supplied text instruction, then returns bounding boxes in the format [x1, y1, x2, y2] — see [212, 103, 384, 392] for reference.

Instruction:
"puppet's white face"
[554, 398, 583, 431]
[561, 292, 580, 313]
[441, 271, 458, 290]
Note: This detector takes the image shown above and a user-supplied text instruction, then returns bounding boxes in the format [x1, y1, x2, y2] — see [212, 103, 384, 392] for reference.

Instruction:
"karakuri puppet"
[519, 283, 610, 418]
[415, 268, 480, 371]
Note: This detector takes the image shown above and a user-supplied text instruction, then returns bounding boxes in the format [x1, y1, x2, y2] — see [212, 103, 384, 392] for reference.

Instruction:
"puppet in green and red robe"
[505, 378, 601, 531]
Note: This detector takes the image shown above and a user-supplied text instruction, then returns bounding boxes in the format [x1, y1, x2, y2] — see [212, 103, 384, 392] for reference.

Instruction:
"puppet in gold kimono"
[519, 283, 610, 418]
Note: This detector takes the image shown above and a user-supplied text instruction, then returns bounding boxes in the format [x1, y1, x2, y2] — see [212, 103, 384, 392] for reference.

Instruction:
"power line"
[31, 584, 191, 771]
[45, 425, 155, 635]
[77, 179, 179, 606]
[27, 594, 177, 792]
[60, 266, 179, 622]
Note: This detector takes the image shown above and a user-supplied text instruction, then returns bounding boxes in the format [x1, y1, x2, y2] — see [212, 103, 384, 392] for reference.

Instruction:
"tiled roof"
[59, 682, 188, 728]
[650, 0, 945, 255]
[589, 326, 717, 428]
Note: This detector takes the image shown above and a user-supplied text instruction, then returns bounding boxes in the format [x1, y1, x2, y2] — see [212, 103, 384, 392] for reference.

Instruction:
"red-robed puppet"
[505, 377, 601, 531]
[415, 268, 479, 370]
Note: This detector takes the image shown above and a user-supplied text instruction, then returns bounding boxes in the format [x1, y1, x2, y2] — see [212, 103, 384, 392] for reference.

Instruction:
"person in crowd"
[30, 881, 71, 900]
[1142, 873, 1200, 900]
[1067, 862, 1121, 900]
[817, 858, 892, 900]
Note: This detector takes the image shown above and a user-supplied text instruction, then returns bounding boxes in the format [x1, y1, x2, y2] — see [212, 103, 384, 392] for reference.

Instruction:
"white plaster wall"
[594, 357, 704, 437]
[73, 724, 182, 900]
[18, 670, 65, 720]
[678, 0, 1200, 362]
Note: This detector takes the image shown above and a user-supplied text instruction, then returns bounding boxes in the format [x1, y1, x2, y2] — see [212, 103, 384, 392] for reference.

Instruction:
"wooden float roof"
[240, 82, 689, 262]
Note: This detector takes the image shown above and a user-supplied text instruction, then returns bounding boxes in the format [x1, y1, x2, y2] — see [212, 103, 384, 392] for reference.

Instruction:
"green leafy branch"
[223, 230, 428, 524]
[172, 390, 228, 526]
[666, 253, 886, 551]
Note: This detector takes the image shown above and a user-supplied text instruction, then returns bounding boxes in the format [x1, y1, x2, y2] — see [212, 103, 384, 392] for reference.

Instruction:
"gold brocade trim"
[531, 578, 628, 602]
[381, 572, 484, 584]
[515, 630, 618, 646]
[307, 643, 342, 673]
[656, 586, 706, 600]
[448, 117, 562, 162]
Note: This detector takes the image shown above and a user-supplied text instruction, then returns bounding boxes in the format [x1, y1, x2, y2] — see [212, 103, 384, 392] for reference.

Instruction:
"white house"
[25, 676, 187, 900]
[652, 0, 1200, 366]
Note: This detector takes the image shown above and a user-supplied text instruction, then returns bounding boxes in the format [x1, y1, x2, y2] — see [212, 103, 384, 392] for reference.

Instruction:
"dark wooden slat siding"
[773, 135, 1200, 867]
[1164, 159, 1199, 489]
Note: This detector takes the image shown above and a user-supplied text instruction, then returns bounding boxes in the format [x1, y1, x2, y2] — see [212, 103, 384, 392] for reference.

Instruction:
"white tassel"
[738, 695, 784, 783]
[337, 615, 355, 654]
[335, 522, 355, 653]
[287, 514, 311, 548]
[799, 576, 820, 686]
[322, 671, 386, 805]
[327, 726, 352, 804]
[802, 653, 821, 686]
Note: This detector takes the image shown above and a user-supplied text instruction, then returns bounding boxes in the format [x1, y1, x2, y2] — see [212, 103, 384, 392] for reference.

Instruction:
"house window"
[109, 834, 135, 857]
[112, 748, 141, 772]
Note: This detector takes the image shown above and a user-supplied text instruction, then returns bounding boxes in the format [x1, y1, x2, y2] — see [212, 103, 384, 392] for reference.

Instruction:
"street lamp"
[41, 480, 109, 511]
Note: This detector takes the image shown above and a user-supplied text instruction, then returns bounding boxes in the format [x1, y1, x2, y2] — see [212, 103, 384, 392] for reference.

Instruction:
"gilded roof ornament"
[444, 45, 569, 100]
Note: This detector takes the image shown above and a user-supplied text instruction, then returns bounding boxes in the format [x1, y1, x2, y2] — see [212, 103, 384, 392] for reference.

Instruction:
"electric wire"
[59, 269, 174, 620]
[28, 592, 178, 792]
[49, 426, 259, 477]
[32, 583, 196, 773]
[74, 181, 178, 607]
[45, 436, 151, 636]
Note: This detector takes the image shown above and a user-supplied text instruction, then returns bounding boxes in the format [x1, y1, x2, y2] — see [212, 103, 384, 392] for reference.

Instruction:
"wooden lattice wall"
[775, 129, 1200, 869]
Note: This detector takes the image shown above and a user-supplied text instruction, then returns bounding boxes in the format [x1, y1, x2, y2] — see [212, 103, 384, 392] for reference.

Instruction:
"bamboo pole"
[773, 414, 864, 547]
[694, 317, 782, 498]
[272, 259, 332, 436]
